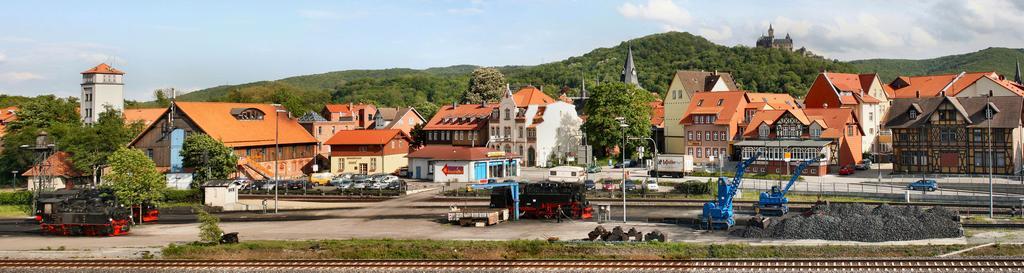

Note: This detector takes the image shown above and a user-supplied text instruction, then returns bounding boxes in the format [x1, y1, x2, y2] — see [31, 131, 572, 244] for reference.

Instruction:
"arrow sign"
[441, 164, 464, 175]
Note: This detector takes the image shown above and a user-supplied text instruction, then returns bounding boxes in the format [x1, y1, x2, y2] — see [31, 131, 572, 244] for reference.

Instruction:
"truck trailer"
[649, 154, 694, 178]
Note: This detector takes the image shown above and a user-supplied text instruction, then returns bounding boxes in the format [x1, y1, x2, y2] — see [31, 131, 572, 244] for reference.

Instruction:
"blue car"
[907, 179, 938, 191]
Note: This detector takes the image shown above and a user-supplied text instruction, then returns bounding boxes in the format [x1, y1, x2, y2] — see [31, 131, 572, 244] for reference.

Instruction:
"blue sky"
[1, 0, 1022, 100]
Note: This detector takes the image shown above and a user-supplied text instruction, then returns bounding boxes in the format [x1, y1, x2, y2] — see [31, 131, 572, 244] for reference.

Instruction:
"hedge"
[0, 191, 32, 206]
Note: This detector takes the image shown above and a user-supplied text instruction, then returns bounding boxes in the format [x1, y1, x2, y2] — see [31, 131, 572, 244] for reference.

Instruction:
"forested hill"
[174, 31, 857, 115]
[850, 47, 1024, 82]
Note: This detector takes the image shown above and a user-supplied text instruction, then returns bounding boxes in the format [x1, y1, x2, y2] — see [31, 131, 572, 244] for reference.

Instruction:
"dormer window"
[231, 108, 266, 120]
[758, 124, 769, 139]
[717, 99, 724, 106]
[909, 109, 917, 119]
[810, 123, 822, 138]
[985, 102, 999, 120]
[696, 99, 704, 106]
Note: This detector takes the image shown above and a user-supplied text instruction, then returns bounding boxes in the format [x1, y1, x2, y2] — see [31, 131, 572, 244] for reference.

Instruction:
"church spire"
[621, 45, 640, 88]
[768, 24, 774, 37]
[1015, 59, 1022, 85]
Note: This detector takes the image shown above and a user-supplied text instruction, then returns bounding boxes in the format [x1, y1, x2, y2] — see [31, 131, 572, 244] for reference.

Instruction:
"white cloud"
[0, 72, 44, 83]
[0, 52, 6, 63]
[619, 0, 692, 30]
[447, 7, 483, 15]
[699, 26, 733, 41]
[907, 27, 938, 48]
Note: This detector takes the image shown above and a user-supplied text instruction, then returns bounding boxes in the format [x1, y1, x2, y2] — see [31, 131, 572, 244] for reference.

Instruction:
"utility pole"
[616, 117, 628, 223]
[988, 92, 994, 218]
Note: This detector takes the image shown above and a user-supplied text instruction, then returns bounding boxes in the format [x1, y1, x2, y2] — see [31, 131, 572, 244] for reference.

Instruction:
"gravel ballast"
[732, 203, 964, 242]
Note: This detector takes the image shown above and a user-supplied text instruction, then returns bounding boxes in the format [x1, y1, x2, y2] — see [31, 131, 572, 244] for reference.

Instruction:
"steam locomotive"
[490, 182, 593, 219]
[35, 188, 133, 236]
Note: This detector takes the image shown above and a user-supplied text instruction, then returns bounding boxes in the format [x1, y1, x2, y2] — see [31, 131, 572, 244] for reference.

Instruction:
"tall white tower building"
[80, 63, 125, 124]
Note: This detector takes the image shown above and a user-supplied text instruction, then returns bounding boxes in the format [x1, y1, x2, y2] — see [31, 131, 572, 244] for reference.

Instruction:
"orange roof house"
[681, 91, 748, 135]
[425, 103, 497, 131]
[128, 102, 318, 179]
[512, 85, 556, 106]
[887, 71, 1024, 98]
[804, 72, 885, 109]
[325, 129, 411, 146]
[741, 108, 863, 167]
[0, 106, 16, 138]
[323, 103, 377, 129]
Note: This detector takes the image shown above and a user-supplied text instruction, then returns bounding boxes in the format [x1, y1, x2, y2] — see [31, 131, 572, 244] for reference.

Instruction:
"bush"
[672, 181, 711, 195]
[0, 191, 32, 206]
[164, 189, 200, 204]
[195, 205, 223, 244]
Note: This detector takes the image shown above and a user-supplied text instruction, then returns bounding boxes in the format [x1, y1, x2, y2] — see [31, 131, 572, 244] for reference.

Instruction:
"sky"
[1, 0, 1022, 100]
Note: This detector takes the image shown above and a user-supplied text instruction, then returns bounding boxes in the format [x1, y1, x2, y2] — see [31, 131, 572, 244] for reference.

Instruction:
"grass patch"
[960, 244, 1024, 257]
[161, 239, 976, 260]
[0, 204, 31, 218]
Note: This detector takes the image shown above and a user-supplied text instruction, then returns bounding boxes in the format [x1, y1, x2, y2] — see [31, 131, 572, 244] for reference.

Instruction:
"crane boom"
[780, 157, 819, 195]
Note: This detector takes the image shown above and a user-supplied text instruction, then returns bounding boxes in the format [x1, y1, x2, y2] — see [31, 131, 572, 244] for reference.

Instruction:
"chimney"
[480, 98, 487, 107]
[915, 90, 920, 98]
[452, 102, 457, 109]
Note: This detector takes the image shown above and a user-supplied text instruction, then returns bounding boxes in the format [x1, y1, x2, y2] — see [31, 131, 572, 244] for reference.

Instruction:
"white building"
[488, 85, 583, 167]
[406, 145, 520, 183]
[80, 63, 125, 124]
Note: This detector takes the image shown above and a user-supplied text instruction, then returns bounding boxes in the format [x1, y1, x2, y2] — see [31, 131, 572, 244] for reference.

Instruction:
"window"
[868, 111, 874, 121]
[504, 127, 511, 138]
[717, 99, 724, 106]
[810, 124, 821, 138]
[847, 125, 855, 136]
[758, 124, 769, 139]
[705, 131, 710, 141]
[939, 128, 956, 142]
[518, 127, 523, 138]
[688, 131, 693, 140]
[392, 140, 397, 149]
[705, 148, 710, 158]
[909, 109, 917, 119]
[146, 149, 154, 159]
[696, 99, 704, 106]
[370, 158, 377, 172]
[696, 148, 702, 158]
[504, 109, 511, 120]
[550, 171, 557, 176]
[687, 148, 693, 155]
[318, 127, 323, 136]
[428, 161, 435, 174]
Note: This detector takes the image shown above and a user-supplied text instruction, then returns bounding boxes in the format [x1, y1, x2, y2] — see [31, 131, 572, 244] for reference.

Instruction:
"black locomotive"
[35, 188, 132, 236]
[490, 182, 593, 219]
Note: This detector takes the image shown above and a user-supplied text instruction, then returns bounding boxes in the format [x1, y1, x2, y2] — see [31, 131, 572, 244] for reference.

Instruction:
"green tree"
[181, 134, 238, 188]
[409, 123, 427, 148]
[154, 89, 171, 108]
[464, 67, 506, 103]
[103, 147, 164, 224]
[581, 82, 654, 158]
[57, 108, 139, 175]
[0, 95, 79, 186]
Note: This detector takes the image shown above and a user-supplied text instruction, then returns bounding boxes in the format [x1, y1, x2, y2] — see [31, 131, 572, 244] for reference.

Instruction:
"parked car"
[855, 159, 872, 170]
[602, 181, 618, 191]
[645, 180, 660, 192]
[584, 179, 596, 191]
[379, 175, 400, 184]
[624, 180, 638, 191]
[286, 180, 308, 190]
[395, 167, 409, 178]
[587, 165, 602, 173]
[385, 181, 403, 190]
[838, 165, 855, 175]
[335, 180, 354, 189]
[614, 160, 635, 169]
[908, 179, 939, 191]
[352, 174, 372, 183]
[351, 181, 368, 189]
[259, 181, 282, 191]
[310, 172, 334, 185]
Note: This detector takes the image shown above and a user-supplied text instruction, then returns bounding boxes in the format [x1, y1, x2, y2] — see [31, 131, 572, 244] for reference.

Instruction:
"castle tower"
[621, 46, 640, 88]
[80, 63, 125, 124]
[768, 24, 774, 38]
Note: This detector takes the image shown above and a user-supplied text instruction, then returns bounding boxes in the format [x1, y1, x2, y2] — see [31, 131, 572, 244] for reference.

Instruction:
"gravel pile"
[732, 204, 963, 242]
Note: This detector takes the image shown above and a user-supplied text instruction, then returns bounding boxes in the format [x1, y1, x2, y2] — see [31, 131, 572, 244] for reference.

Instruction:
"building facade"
[424, 102, 495, 147]
[662, 70, 738, 155]
[887, 71, 1024, 99]
[129, 102, 318, 180]
[681, 91, 748, 164]
[885, 96, 1024, 175]
[406, 145, 519, 183]
[325, 129, 410, 175]
[322, 103, 378, 130]
[488, 86, 584, 167]
[372, 107, 425, 135]
[803, 72, 891, 154]
[80, 63, 125, 124]
[734, 108, 863, 176]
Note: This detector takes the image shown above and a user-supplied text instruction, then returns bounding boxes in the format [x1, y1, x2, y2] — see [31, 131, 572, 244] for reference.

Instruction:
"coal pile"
[732, 203, 963, 242]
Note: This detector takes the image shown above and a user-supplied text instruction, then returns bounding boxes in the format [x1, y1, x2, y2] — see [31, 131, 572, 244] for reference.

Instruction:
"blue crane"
[757, 157, 820, 216]
[470, 182, 520, 221]
[700, 152, 760, 230]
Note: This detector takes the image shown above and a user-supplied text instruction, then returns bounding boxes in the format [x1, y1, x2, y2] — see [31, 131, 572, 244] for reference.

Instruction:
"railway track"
[0, 259, 1020, 272]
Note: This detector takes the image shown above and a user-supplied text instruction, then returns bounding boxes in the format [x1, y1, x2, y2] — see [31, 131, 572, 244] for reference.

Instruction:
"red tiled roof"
[123, 108, 164, 127]
[22, 151, 83, 177]
[0, 106, 16, 137]
[681, 91, 747, 125]
[324, 129, 408, 145]
[803, 108, 860, 138]
[889, 72, 1020, 98]
[513, 86, 556, 106]
[744, 92, 797, 110]
[742, 109, 812, 137]
[424, 103, 497, 130]
[151, 102, 317, 147]
[81, 63, 124, 75]
[406, 145, 518, 161]
[650, 100, 664, 128]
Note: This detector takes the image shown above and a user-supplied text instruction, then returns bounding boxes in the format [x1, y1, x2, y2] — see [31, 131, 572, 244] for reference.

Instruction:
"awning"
[733, 140, 832, 147]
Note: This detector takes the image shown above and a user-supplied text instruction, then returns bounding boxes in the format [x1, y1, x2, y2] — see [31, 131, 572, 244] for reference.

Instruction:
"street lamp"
[615, 116, 628, 223]
[272, 105, 288, 214]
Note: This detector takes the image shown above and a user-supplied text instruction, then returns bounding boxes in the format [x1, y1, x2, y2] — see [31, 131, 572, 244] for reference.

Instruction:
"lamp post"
[987, 92, 994, 218]
[616, 116, 628, 223]
[273, 106, 288, 214]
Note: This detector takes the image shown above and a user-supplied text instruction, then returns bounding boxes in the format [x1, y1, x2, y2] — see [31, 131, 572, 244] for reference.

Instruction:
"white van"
[548, 166, 586, 182]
